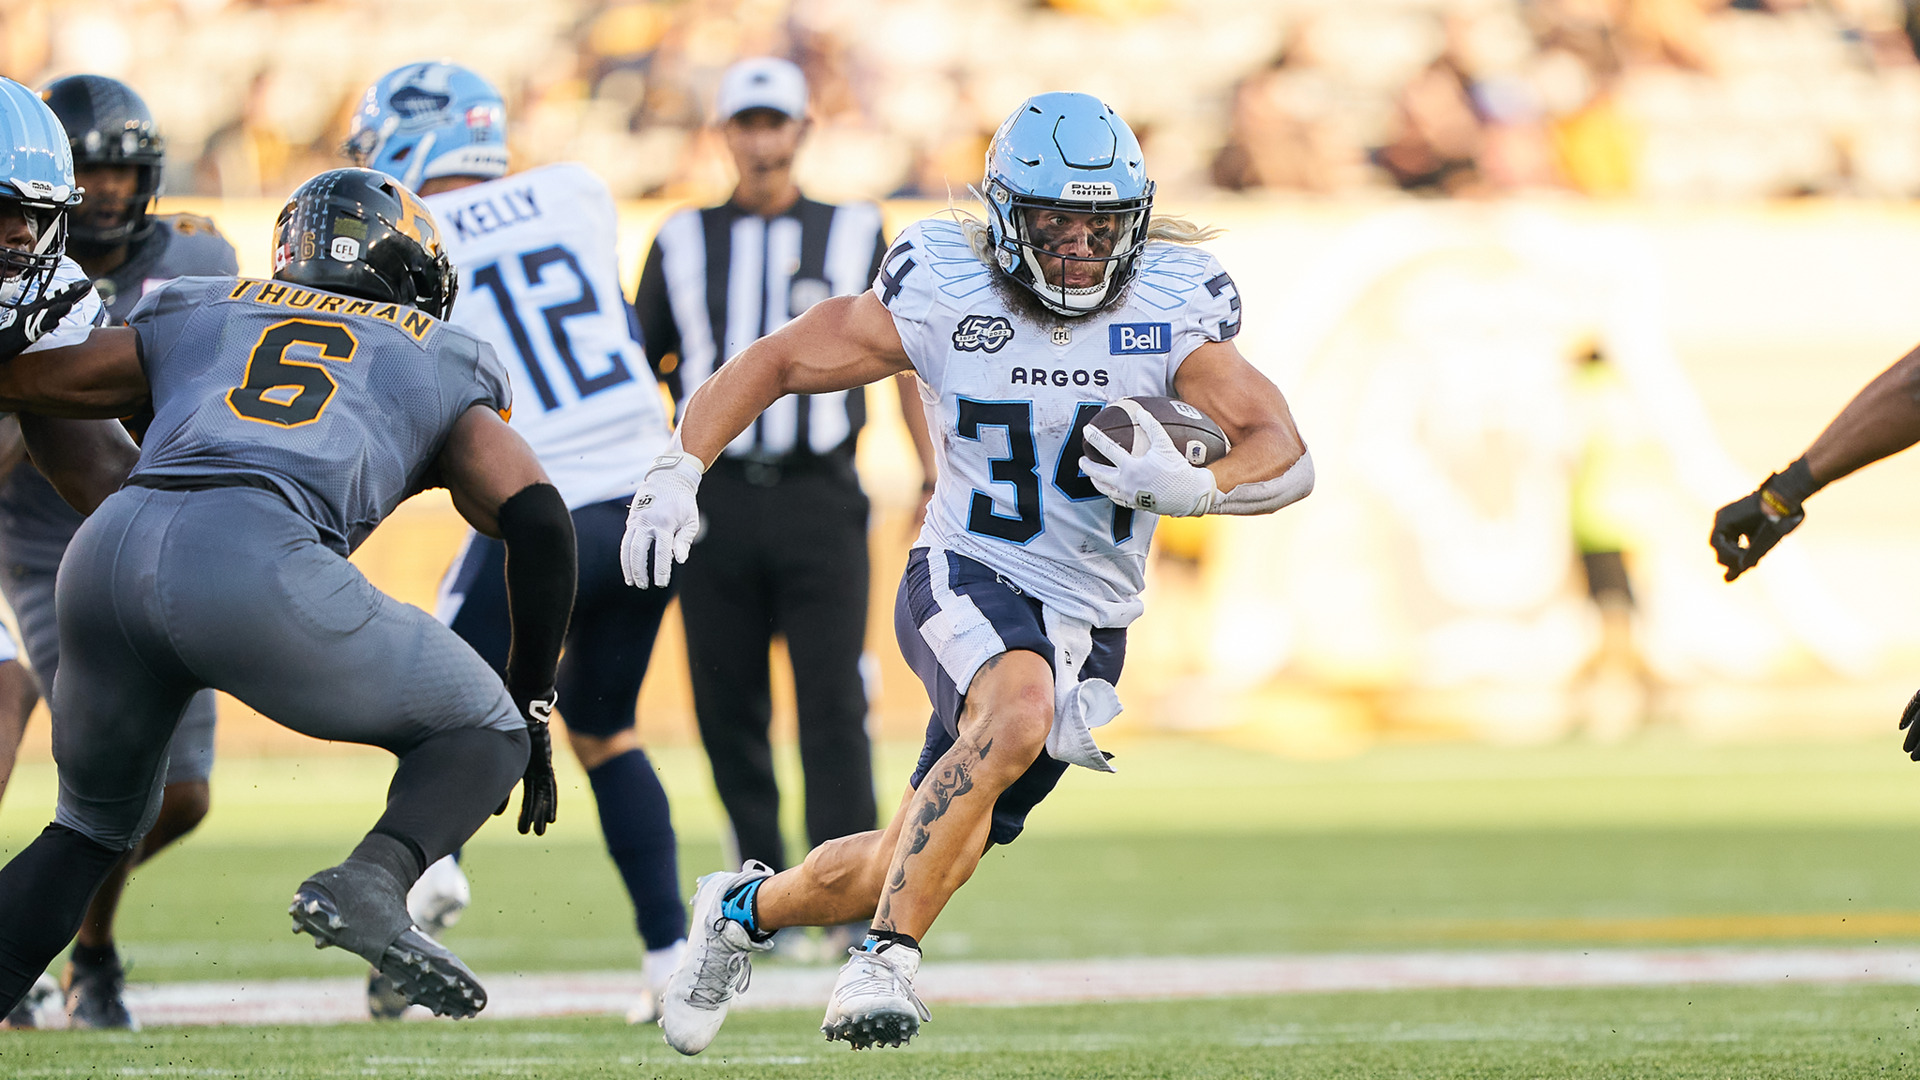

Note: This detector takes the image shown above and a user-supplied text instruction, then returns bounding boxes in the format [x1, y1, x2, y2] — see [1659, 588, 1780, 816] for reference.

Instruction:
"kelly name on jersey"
[876, 216, 1242, 628]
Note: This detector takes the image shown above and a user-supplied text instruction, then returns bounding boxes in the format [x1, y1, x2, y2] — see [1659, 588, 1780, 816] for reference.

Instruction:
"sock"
[863, 929, 920, 954]
[69, 941, 116, 969]
[0, 825, 124, 1016]
[349, 830, 425, 891]
[721, 877, 767, 939]
[643, 940, 685, 992]
[586, 749, 686, 950]
[374, 727, 529, 868]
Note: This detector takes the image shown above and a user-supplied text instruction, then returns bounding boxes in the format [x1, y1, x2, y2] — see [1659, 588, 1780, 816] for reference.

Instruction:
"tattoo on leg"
[878, 732, 998, 924]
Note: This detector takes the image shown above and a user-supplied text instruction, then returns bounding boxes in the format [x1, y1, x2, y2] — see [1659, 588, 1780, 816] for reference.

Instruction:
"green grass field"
[6, 733, 1920, 1075]
[7, 987, 1920, 1078]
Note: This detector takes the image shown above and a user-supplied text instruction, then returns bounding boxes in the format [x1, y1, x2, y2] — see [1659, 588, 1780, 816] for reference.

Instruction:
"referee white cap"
[716, 57, 808, 122]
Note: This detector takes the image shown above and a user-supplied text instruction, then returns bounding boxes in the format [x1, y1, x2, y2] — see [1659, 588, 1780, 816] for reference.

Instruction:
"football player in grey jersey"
[0, 167, 577, 1023]
[0, 74, 240, 1031]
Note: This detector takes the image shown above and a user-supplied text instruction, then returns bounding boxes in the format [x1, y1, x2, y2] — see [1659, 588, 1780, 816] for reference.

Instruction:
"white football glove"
[620, 451, 704, 588]
[1079, 399, 1222, 518]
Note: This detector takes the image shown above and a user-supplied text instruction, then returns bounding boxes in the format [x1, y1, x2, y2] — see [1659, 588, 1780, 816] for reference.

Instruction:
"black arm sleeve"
[633, 240, 683, 405]
[496, 482, 576, 704]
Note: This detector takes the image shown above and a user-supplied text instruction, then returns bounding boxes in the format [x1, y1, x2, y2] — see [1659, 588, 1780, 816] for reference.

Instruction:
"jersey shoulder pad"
[127, 275, 225, 322]
[444, 331, 513, 418]
[874, 217, 993, 323]
[157, 212, 222, 239]
[533, 161, 613, 202]
[155, 214, 240, 275]
[1131, 242, 1242, 343]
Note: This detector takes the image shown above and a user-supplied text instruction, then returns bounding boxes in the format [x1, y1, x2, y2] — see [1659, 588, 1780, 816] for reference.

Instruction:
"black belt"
[709, 450, 853, 488]
[128, 473, 283, 495]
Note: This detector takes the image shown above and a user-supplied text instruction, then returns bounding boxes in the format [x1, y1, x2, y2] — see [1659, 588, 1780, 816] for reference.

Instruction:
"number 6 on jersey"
[227, 318, 357, 427]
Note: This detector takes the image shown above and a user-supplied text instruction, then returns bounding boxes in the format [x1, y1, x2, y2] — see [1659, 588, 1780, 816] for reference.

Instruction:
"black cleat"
[289, 862, 486, 1020]
[65, 951, 137, 1030]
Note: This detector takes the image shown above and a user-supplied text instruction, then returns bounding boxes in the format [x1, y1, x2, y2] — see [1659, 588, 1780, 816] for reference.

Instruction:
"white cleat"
[407, 854, 471, 937]
[659, 862, 774, 1054]
[820, 941, 930, 1050]
[627, 939, 686, 1025]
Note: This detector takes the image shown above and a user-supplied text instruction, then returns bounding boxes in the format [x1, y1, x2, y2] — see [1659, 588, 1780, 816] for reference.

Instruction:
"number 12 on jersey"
[956, 398, 1134, 545]
[470, 244, 635, 411]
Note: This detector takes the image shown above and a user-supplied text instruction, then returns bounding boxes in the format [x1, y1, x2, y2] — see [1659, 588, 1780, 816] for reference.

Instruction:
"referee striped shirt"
[634, 196, 887, 461]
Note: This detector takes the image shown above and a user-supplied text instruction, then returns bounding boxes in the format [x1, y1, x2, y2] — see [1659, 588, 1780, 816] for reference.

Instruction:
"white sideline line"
[104, 946, 1920, 1028]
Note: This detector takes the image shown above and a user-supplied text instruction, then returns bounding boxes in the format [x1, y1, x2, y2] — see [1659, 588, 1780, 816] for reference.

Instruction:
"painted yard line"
[104, 946, 1920, 1029]
[1403, 911, 1920, 942]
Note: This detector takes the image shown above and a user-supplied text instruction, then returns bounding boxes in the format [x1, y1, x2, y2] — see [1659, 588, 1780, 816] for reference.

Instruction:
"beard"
[986, 256, 1128, 327]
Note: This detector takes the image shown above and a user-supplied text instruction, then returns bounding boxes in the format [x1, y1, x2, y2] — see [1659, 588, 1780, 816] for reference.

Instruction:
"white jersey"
[880, 218, 1243, 627]
[428, 163, 669, 508]
[17, 256, 106, 353]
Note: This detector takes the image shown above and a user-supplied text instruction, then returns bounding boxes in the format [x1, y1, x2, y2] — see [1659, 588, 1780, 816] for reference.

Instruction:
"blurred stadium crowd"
[7, 0, 1920, 203]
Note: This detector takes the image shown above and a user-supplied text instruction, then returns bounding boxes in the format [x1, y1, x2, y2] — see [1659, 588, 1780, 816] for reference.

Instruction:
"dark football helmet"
[272, 168, 456, 320]
[41, 75, 165, 251]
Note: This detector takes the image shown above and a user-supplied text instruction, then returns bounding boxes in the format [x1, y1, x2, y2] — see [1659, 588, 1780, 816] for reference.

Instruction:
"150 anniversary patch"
[953, 314, 1015, 353]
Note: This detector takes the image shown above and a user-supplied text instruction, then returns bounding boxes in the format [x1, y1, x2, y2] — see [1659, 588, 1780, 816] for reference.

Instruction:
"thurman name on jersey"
[877, 217, 1242, 629]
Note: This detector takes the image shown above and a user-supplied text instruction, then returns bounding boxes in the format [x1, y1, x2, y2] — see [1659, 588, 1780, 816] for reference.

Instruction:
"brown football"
[1082, 396, 1230, 467]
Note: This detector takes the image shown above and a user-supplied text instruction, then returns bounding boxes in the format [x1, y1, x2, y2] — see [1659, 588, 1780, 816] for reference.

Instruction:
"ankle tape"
[862, 929, 920, 953]
[721, 878, 766, 937]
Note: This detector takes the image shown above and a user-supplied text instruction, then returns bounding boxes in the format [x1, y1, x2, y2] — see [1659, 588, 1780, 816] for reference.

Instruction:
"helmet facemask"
[68, 129, 165, 251]
[985, 177, 1153, 317]
[0, 195, 69, 308]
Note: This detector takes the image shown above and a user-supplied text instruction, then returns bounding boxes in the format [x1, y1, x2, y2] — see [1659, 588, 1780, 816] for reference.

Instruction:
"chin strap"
[1214, 450, 1314, 516]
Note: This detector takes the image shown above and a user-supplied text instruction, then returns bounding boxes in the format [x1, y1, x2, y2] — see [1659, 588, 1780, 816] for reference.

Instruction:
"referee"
[634, 58, 913, 898]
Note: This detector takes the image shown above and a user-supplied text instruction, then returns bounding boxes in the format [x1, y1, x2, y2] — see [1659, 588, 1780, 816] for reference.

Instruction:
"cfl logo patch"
[1109, 323, 1172, 354]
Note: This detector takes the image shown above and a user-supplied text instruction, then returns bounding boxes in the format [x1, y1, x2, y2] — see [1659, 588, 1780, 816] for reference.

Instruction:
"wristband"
[1760, 456, 1822, 518]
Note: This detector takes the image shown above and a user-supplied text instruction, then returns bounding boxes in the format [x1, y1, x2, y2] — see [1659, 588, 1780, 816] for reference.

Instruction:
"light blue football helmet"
[0, 77, 80, 308]
[344, 62, 508, 191]
[983, 92, 1154, 317]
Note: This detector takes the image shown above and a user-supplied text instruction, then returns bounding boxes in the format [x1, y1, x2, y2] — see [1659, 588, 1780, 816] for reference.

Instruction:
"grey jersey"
[0, 215, 241, 570]
[127, 277, 512, 554]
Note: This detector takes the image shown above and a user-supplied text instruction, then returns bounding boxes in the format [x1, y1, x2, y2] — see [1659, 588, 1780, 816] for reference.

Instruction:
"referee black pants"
[680, 459, 877, 872]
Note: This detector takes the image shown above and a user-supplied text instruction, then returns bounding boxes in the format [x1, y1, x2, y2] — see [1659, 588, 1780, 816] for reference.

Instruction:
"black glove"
[1710, 458, 1821, 582]
[0, 280, 92, 360]
[1899, 689, 1920, 761]
[494, 689, 559, 835]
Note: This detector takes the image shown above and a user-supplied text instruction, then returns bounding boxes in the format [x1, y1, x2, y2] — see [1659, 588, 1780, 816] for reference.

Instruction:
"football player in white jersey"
[0, 75, 143, 1030]
[346, 62, 687, 1023]
[623, 92, 1314, 1053]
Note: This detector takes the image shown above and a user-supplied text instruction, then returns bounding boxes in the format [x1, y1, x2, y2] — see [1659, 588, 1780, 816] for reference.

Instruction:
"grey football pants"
[52, 485, 522, 850]
[0, 559, 218, 784]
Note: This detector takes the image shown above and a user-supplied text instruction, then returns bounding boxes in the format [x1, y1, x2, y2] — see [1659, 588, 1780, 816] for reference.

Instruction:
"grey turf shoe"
[659, 861, 775, 1054]
[64, 951, 137, 1030]
[821, 941, 930, 1050]
[290, 861, 486, 1019]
